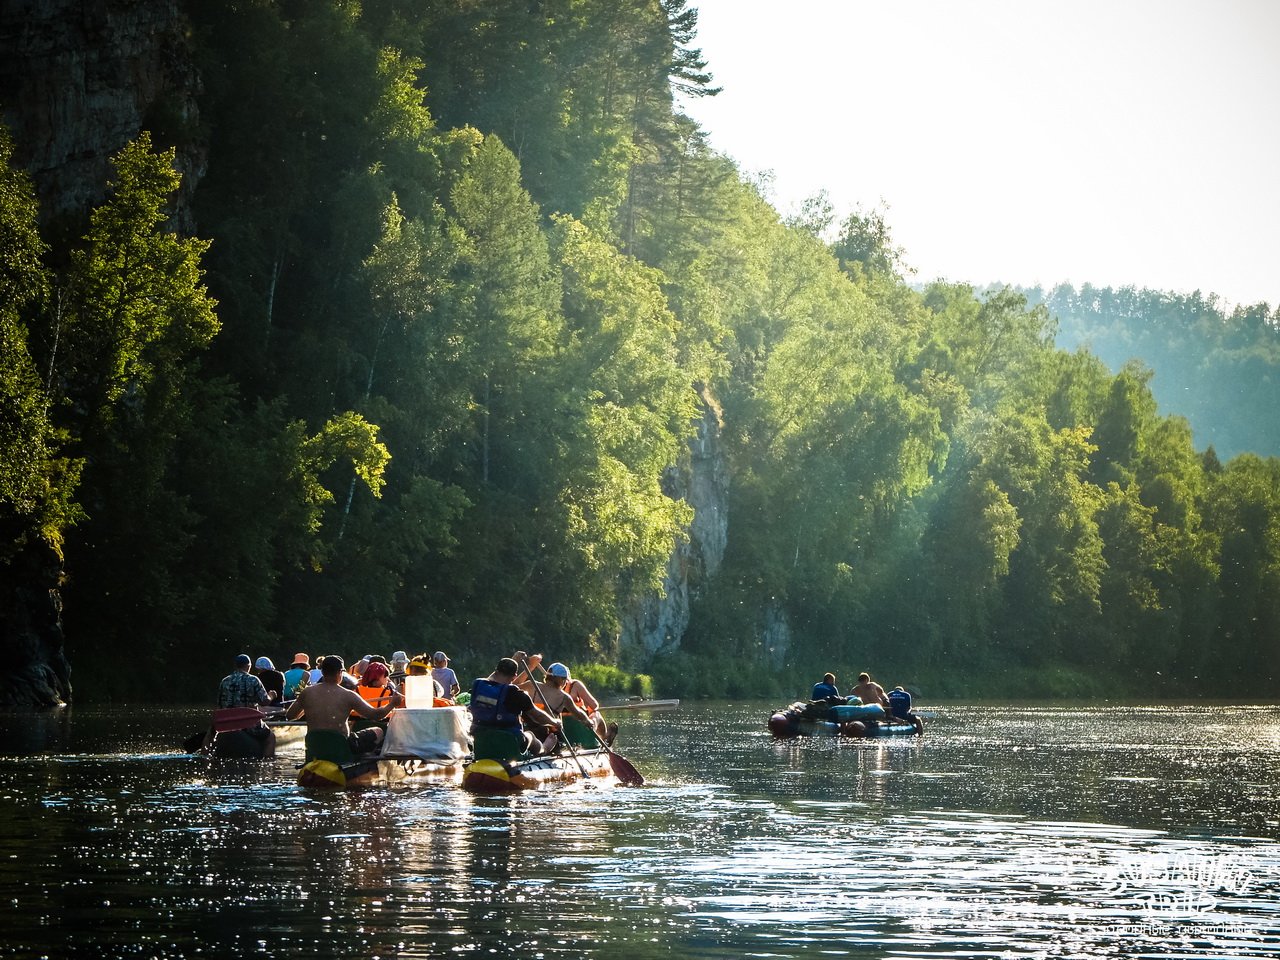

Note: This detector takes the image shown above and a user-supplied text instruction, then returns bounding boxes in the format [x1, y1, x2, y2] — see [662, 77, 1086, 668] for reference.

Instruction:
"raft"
[462, 747, 615, 794]
[297, 706, 470, 789]
[768, 700, 923, 738]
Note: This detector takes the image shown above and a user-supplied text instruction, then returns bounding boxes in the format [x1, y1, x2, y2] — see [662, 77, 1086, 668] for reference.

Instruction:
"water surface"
[1, 702, 1277, 958]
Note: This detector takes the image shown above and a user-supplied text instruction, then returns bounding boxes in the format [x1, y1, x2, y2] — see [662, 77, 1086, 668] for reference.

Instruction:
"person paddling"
[529, 663, 596, 743]
[286, 655, 394, 757]
[552, 663, 618, 746]
[470, 657, 562, 756]
[214, 654, 275, 755]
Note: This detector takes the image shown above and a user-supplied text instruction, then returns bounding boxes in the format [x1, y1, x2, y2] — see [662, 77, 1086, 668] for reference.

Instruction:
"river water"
[1, 702, 1278, 959]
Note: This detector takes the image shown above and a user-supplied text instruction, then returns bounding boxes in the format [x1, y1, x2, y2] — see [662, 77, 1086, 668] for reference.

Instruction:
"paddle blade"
[608, 751, 643, 786]
[212, 707, 266, 733]
[183, 730, 209, 753]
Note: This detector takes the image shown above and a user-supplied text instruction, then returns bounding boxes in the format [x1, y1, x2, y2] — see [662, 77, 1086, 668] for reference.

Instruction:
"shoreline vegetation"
[2, 2, 1278, 708]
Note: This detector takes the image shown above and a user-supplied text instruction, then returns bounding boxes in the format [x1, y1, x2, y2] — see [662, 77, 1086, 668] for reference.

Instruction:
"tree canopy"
[2, 0, 1277, 701]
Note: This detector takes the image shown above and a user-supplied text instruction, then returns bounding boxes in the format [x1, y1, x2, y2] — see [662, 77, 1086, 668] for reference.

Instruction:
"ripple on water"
[1, 702, 1279, 958]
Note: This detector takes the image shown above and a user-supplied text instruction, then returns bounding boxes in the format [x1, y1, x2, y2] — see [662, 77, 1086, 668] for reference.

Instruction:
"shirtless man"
[286, 655, 394, 756]
[850, 672, 890, 711]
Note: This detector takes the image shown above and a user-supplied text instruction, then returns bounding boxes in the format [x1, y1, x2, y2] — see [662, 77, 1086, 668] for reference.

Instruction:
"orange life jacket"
[354, 683, 395, 714]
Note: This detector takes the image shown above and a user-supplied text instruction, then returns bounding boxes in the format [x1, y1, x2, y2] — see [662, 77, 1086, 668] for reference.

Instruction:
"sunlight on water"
[0, 702, 1278, 957]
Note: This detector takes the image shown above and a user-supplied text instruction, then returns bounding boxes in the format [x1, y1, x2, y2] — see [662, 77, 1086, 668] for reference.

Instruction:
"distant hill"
[1016, 284, 1280, 459]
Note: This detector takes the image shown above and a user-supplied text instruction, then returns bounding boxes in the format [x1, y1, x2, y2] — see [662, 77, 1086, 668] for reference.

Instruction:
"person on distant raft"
[887, 685, 912, 719]
[469, 657, 562, 755]
[850, 672, 890, 711]
[812, 673, 840, 701]
[286, 655, 394, 757]
[887, 685, 924, 731]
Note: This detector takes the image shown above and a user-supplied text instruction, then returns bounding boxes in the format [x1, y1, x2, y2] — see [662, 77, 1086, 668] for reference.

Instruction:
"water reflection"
[1, 703, 1279, 957]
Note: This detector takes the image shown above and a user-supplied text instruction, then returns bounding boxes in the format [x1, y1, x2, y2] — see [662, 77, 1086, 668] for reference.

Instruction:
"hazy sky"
[681, 0, 1280, 308]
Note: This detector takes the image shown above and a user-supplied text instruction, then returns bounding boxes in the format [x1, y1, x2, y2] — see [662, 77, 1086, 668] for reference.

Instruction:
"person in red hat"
[356, 661, 402, 710]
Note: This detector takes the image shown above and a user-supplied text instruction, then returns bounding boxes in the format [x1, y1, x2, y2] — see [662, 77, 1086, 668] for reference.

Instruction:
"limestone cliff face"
[0, 0, 203, 228]
[619, 389, 729, 661]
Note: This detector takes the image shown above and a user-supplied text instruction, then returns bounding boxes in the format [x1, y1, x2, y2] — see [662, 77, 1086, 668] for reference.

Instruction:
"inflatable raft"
[462, 747, 615, 793]
[768, 700, 923, 738]
[297, 706, 470, 789]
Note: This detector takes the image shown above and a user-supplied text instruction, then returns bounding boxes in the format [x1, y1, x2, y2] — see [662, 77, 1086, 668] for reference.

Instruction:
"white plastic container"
[402, 675, 435, 710]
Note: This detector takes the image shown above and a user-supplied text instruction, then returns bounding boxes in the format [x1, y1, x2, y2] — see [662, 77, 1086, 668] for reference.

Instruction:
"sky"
[680, 0, 1280, 309]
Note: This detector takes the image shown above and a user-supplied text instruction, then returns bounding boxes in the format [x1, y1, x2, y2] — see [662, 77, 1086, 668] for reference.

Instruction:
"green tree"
[553, 214, 696, 619]
[0, 126, 81, 554]
[50, 135, 219, 680]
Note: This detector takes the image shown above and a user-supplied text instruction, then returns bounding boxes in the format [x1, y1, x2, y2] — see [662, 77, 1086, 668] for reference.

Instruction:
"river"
[1, 702, 1278, 958]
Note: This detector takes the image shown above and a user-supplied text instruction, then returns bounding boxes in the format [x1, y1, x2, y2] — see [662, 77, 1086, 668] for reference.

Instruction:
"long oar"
[519, 659, 590, 780]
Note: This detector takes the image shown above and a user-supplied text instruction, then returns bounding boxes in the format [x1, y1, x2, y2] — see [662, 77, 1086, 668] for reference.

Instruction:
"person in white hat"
[431, 651, 460, 699]
[389, 651, 410, 686]
[253, 656, 284, 704]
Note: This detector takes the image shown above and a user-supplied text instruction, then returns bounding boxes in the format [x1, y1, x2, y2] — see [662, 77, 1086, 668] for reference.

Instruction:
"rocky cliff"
[620, 388, 729, 662]
[0, 0, 203, 229]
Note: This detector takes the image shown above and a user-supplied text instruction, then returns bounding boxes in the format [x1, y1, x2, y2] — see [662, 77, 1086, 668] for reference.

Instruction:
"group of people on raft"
[811, 670, 919, 724]
[214, 647, 616, 763]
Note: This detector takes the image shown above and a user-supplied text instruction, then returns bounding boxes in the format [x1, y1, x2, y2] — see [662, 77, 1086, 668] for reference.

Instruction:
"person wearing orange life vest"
[355, 661, 402, 712]
[547, 663, 618, 746]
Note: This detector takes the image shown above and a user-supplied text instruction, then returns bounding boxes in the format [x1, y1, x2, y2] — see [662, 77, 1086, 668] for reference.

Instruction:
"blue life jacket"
[812, 682, 839, 700]
[469, 678, 523, 735]
[888, 688, 912, 718]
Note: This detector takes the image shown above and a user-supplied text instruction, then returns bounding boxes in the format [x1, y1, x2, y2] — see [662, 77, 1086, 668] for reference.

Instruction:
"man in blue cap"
[218, 654, 272, 709]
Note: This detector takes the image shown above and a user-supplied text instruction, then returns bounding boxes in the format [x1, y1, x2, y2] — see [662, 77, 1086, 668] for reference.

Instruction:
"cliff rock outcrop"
[620, 389, 729, 661]
[0, 0, 203, 228]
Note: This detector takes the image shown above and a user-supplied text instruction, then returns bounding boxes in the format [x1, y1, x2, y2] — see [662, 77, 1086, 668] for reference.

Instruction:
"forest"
[2, 0, 1279, 703]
